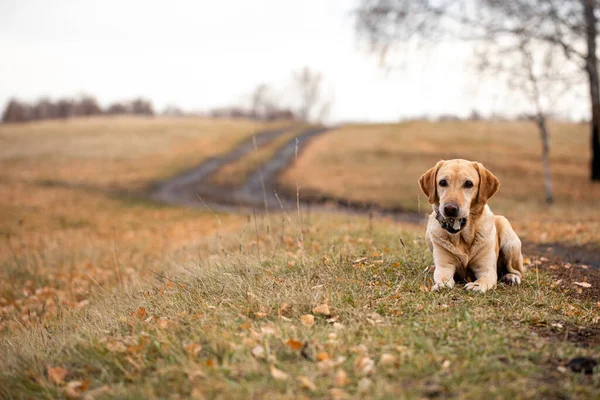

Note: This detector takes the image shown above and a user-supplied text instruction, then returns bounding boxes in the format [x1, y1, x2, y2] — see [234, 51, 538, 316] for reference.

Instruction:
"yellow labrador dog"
[419, 159, 524, 293]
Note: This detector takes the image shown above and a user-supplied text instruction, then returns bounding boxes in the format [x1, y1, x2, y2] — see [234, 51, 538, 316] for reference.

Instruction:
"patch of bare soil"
[524, 243, 600, 301]
[532, 322, 600, 348]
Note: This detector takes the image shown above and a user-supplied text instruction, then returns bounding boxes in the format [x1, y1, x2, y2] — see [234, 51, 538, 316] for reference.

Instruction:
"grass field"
[1, 117, 599, 399]
[0, 117, 274, 331]
[0, 116, 272, 191]
[280, 121, 600, 248]
[2, 213, 599, 398]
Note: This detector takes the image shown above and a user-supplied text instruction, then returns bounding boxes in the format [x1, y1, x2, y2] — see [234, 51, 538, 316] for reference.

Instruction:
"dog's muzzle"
[435, 206, 467, 234]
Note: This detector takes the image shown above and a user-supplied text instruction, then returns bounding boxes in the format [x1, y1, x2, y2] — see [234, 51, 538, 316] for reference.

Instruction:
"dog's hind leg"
[495, 216, 524, 285]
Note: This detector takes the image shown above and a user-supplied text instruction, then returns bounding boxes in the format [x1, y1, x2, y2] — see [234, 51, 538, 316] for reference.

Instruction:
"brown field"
[1, 118, 599, 399]
[0, 116, 273, 191]
[0, 116, 276, 331]
[281, 121, 600, 247]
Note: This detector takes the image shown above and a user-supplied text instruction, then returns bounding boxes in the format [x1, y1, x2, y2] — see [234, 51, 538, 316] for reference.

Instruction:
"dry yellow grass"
[1, 118, 599, 398]
[0, 116, 277, 331]
[0, 116, 274, 191]
[281, 121, 600, 247]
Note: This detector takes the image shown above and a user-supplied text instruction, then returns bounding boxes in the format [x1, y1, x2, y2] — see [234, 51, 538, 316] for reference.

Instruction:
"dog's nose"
[443, 203, 459, 218]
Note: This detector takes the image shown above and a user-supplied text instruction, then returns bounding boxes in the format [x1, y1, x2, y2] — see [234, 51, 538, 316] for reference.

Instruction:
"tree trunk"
[584, 0, 600, 181]
[536, 115, 554, 204]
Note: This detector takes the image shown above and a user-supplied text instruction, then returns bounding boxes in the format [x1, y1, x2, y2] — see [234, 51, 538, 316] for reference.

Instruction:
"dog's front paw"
[432, 278, 455, 291]
[464, 281, 495, 293]
[501, 273, 521, 285]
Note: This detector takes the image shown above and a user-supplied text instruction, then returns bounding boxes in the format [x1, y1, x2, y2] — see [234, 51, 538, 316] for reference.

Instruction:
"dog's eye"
[439, 179, 447, 187]
[464, 181, 473, 188]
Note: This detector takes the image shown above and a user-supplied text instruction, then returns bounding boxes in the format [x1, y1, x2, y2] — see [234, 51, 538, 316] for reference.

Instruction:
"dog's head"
[418, 159, 500, 234]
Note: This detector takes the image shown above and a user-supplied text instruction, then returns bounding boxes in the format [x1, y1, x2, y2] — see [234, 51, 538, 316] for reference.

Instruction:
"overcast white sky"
[0, 0, 589, 122]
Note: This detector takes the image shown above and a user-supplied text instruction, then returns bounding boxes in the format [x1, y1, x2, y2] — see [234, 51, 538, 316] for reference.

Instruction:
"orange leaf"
[300, 314, 315, 327]
[184, 343, 203, 358]
[312, 304, 331, 316]
[134, 307, 147, 320]
[286, 339, 303, 351]
[316, 352, 329, 361]
[297, 375, 317, 391]
[270, 365, 289, 380]
[47, 366, 68, 384]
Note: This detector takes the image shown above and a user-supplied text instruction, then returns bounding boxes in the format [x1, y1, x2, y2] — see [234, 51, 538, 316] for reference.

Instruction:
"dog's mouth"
[434, 206, 467, 234]
[437, 216, 468, 234]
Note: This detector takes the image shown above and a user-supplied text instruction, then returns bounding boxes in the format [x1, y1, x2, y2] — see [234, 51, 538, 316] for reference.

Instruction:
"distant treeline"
[209, 107, 297, 121]
[1, 96, 154, 124]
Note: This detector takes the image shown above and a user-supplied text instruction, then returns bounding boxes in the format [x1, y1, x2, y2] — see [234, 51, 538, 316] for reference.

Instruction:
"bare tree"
[293, 67, 331, 123]
[1, 99, 30, 123]
[75, 96, 102, 116]
[130, 98, 154, 116]
[356, 0, 600, 182]
[512, 40, 564, 204]
[251, 83, 272, 120]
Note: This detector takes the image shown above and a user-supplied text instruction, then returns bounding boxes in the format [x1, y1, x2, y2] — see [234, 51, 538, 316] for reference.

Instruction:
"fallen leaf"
[316, 352, 329, 361]
[134, 307, 147, 320]
[279, 303, 291, 316]
[312, 304, 330, 316]
[333, 322, 345, 330]
[317, 359, 336, 373]
[254, 312, 267, 319]
[573, 282, 592, 288]
[380, 353, 397, 366]
[334, 369, 349, 387]
[65, 380, 85, 399]
[184, 343, 203, 358]
[251, 345, 265, 359]
[297, 375, 317, 391]
[47, 366, 68, 384]
[300, 314, 315, 327]
[286, 339, 303, 351]
[157, 318, 170, 329]
[260, 325, 277, 336]
[270, 365, 289, 381]
[105, 340, 127, 353]
[355, 356, 376, 375]
[351, 344, 368, 355]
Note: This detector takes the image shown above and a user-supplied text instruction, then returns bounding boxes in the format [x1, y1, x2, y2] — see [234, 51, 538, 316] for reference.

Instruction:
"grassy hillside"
[0, 117, 272, 331]
[1, 117, 598, 399]
[0, 116, 272, 191]
[280, 121, 600, 247]
[2, 213, 599, 398]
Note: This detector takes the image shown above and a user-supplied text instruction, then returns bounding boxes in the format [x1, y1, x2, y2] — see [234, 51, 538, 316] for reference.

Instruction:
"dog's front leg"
[431, 248, 458, 291]
[465, 252, 498, 293]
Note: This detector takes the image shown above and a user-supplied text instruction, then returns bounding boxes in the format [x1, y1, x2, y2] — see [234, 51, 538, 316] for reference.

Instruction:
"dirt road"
[150, 125, 600, 268]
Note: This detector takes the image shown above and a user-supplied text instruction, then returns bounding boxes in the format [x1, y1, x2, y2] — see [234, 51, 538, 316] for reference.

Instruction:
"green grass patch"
[1, 215, 598, 399]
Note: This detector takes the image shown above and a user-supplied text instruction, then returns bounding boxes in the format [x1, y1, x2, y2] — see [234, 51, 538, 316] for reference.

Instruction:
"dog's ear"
[419, 160, 445, 204]
[473, 162, 500, 205]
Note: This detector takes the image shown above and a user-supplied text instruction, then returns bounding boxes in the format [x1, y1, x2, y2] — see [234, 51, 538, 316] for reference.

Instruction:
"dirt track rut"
[149, 125, 599, 267]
